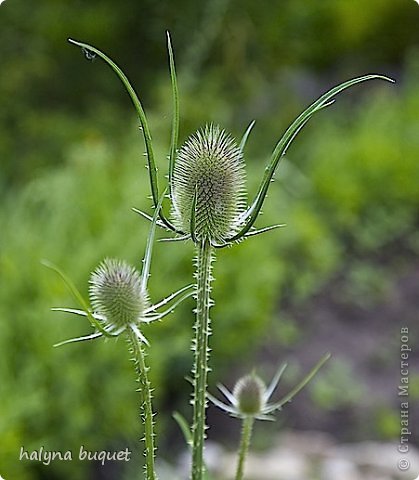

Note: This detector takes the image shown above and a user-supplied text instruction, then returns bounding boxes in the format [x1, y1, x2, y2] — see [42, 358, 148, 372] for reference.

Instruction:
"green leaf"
[267, 353, 331, 412]
[68, 38, 178, 233]
[173, 411, 193, 447]
[42, 260, 114, 338]
[141, 190, 166, 290]
[228, 74, 395, 241]
[167, 31, 179, 203]
[244, 224, 286, 239]
[239, 120, 256, 153]
[53, 332, 103, 348]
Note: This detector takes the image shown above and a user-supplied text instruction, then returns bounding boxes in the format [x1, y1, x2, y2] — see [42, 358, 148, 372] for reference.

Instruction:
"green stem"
[127, 330, 158, 480]
[191, 238, 214, 480]
[235, 417, 254, 480]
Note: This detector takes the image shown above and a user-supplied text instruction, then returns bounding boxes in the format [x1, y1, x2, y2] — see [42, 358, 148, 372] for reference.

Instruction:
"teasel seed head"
[171, 124, 246, 243]
[89, 258, 150, 331]
[233, 373, 267, 417]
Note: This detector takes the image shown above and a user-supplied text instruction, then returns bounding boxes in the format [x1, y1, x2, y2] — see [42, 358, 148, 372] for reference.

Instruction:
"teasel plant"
[207, 353, 330, 480]
[44, 200, 194, 480]
[67, 32, 393, 480]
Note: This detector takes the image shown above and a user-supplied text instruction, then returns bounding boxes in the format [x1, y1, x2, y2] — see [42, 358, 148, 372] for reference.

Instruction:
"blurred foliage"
[310, 359, 365, 410]
[1, 1, 419, 479]
[1, 0, 418, 187]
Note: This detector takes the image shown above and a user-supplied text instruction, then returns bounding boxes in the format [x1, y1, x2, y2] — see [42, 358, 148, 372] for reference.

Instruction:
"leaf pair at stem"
[68, 35, 393, 250]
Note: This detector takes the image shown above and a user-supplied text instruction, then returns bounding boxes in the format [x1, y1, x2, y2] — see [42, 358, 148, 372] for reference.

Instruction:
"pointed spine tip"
[372, 74, 395, 84]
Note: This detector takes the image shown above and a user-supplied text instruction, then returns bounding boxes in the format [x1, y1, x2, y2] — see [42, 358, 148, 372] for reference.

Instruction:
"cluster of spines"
[233, 374, 266, 416]
[172, 124, 246, 244]
[89, 258, 149, 331]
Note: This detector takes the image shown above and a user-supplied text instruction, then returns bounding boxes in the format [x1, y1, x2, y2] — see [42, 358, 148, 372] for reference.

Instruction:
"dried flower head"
[171, 124, 246, 243]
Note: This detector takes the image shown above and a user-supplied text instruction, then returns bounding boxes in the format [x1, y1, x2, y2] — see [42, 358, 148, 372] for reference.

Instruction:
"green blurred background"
[1, 0, 418, 478]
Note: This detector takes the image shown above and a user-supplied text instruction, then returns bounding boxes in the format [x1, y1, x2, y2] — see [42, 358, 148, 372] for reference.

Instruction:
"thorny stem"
[235, 416, 254, 480]
[191, 238, 214, 480]
[127, 329, 158, 480]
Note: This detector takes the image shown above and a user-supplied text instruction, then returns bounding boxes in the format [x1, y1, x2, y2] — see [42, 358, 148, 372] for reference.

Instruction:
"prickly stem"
[191, 238, 214, 480]
[127, 330, 158, 480]
[235, 416, 254, 480]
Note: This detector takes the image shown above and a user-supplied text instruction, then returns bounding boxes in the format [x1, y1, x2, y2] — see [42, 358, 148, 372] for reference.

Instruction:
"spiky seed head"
[233, 373, 267, 416]
[171, 124, 246, 243]
[89, 258, 149, 330]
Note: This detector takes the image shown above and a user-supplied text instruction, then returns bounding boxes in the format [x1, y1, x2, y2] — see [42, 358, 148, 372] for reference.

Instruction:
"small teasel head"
[89, 258, 150, 333]
[171, 124, 246, 244]
[48, 193, 194, 347]
[208, 354, 330, 420]
[233, 373, 267, 417]
[49, 253, 194, 347]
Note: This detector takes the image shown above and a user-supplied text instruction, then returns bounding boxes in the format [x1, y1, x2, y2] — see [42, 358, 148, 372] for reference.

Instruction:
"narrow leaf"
[229, 75, 394, 241]
[68, 38, 177, 232]
[239, 120, 256, 152]
[132, 208, 170, 231]
[173, 412, 193, 447]
[265, 363, 287, 400]
[167, 31, 179, 202]
[54, 332, 103, 348]
[158, 234, 190, 243]
[145, 290, 194, 322]
[244, 224, 286, 239]
[42, 260, 114, 338]
[267, 353, 331, 412]
[130, 323, 150, 346]
[141, 191, 166, 290]
[206, 392, 237, 415]
[145, 284, 194, 314]
[217, 383, 236, 405]
[51, 307, 105, 321]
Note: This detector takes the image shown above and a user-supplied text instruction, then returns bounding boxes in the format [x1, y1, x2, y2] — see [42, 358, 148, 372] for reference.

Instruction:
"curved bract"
[227, 74, 395, 242]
